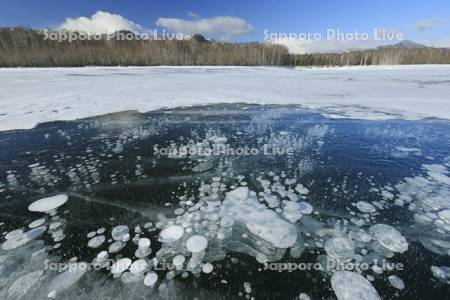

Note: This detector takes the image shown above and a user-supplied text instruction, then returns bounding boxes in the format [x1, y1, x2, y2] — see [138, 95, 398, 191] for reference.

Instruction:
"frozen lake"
[1, 104, 450, 299]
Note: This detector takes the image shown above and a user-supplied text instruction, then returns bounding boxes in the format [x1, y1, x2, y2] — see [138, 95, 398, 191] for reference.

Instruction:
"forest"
[1, 27, 450, 67]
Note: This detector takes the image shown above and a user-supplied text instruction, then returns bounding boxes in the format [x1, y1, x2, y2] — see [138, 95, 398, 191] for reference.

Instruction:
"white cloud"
[156, 16, 252, 39]
[59, 11, 143, 33]
[426, 38, 450, 48]
[416, 19, 440, 32]
[187, 11, 200, 18]
[272, 38, 397, 54]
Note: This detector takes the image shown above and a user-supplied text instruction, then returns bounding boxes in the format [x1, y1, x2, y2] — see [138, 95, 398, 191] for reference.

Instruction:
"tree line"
[1, 27, 449, 67]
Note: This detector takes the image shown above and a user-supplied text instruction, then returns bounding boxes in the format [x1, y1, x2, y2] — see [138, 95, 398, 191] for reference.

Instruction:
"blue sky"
[0, 0, 449, 52]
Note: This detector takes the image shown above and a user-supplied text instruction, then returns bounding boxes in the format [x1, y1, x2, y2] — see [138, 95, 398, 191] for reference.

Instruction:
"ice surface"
[28, 194, 68, 213]
[331, 271, 381, 300]
[1, 65, 450, 132]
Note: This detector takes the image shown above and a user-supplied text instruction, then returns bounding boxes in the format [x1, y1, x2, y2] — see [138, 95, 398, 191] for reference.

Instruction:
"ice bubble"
[121, 272, 142, 284]
[109, 241, 125, 253]
[29, 218, 46, 229]
[48, 263, 88, 296]
[173, 255, 186, 268]
[87, 231, 97, 238]
[111, 225, 129, 241]
[356, 201, 377, 214]
[295, 184, 310, 195]
[130, 259, 149, 275]
[8, 270, 44, 298]
[144, 271, 158, 286]
[27, 226, 47, 239]
[299, 293, 311, 300]
[236, 190, 299, 246]
[138, 237, 151, 248]
[244, 282, 251, 293]
[220, 216, 235, 228]
[88, 235, 105, 248]
[135, 238, 152, 258]
[324, 237, 355, 262]
[2, 226, 46, 250]
[97, 251, 108, 261]
[186, 235, 208, 253]
[331, 271, 381, 300]
[370, 224, 408, 253]
[298, 202, 313, 215]
[202, 262, 214, 274]
[5, 229, 24, 240]
[48, 290, 56, 299]
[388, 275, 405, 290]
[159, 225, 184, 243]
[431, 265, 450, 282]
[438, 209, 450, 223]
[111, 258, 132, 274]
[28, 194, 68, 213]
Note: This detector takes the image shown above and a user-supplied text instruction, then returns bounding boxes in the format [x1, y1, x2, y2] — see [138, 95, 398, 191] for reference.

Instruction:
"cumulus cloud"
[156, 16, 252, 39]
[59, 11, 143, 33]
[416, 19, 440, 32]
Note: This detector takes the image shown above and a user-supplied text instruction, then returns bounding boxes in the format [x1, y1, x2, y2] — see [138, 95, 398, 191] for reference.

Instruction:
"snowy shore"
[0, 65, 449, 131]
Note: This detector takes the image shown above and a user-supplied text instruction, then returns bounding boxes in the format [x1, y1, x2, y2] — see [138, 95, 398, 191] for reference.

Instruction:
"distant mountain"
[377, 40, 427, 50]
[183, 34, 210, 43]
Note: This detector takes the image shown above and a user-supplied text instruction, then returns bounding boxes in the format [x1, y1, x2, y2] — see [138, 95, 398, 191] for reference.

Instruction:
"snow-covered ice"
[1, 65, 450, 131]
